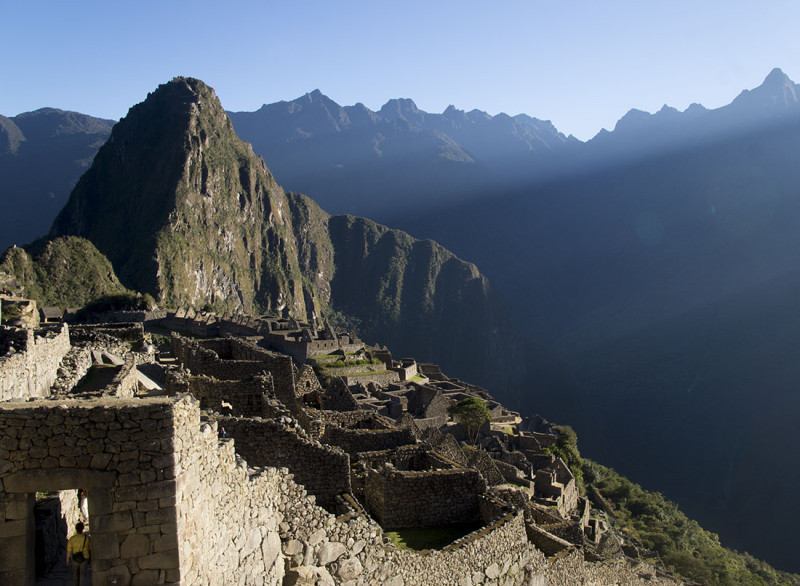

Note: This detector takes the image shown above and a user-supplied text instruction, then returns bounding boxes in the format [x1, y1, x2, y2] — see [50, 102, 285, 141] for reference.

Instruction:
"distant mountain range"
[3, 78, 522, 393]
[3, 69, 800, 572]
[0, 109, 113, 252]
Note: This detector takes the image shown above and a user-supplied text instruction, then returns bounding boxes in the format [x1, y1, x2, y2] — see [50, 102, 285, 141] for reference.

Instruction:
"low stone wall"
[0, 323, 70, 402]
[323, 425, 416, 456]
[71, 309, 168, 324]
[343, 370, 399, 387]
[215, 416, 351, 509]
[171, 334, 298, 409]
[69, 322, 144, 343]
[365, 465, 487, 529]
[50, 346, 92, 395]
[525, 522, 573, 557]
[187, 373, 273, 417]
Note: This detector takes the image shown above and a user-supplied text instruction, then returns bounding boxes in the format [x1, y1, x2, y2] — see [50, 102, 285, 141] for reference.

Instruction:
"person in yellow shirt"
[66, 522, 90, 585]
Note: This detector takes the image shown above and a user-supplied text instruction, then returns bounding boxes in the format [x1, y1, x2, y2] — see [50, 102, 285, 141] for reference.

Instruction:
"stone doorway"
[1, 470, 113, 586]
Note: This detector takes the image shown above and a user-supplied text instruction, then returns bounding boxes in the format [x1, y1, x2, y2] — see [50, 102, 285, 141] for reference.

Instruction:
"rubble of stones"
[0, 300, 681, 584]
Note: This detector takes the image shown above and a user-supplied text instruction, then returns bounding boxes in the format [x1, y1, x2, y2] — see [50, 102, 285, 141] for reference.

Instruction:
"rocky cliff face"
[50, 78, 319, 319]
[47, 78, 522, 387]
[287, 192, 524, 387]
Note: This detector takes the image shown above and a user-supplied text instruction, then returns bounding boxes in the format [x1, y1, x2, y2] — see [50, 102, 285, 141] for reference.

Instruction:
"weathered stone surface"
[317, 541, 347, 566]
[262, 531, 282, 571]
[120, 534, 150, 559]
[337, 557, 363, 581]
[283, 539, 304, 556]
[138, 550, 180, 569]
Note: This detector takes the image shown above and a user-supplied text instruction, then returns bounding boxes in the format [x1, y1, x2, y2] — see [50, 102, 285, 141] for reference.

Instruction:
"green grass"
[386, 522, 484, 551]
[321, 357, 382, 369]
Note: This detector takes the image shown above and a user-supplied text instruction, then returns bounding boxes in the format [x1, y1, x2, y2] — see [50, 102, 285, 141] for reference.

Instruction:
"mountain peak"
[762, 67, 792, 89]
[378, 98, 422, 123]
[49, 77, 314, 315]
[728, 67, 799, 116]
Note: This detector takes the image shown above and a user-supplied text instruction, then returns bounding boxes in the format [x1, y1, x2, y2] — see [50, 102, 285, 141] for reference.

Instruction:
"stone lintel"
[3, 468, 116, 493]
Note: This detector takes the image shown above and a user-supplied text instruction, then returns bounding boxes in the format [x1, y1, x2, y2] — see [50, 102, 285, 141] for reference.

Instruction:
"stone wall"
[323, 425, 416, 456]
[0, 388, 679, 586]
[365, 465, 487, 529]
[215, 416, 351, 509]
[171, 400, 285, 586]
[295, 364, 321, 397]
[171, 334, 298, 410]
[0, 397, 182, 585]
[0, 324, 70, 402]
[343, 370, 399, 387]
[69, 322, 144, 343]
[69, 310, 168, 324]
[186, 373, 273, 417]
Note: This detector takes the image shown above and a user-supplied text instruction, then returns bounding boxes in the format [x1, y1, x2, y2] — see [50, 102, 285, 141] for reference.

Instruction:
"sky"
[2, 0, 800, 141]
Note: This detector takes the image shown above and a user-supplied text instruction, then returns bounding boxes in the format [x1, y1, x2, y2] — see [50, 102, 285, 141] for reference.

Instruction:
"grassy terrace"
[386, 522, 484, 551]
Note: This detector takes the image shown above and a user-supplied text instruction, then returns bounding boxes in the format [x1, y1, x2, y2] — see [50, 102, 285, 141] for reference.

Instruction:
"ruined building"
[0, 307, 680, 585]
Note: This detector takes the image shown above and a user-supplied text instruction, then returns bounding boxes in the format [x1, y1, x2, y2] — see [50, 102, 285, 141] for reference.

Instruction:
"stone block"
[283, 539, 303, 556]
[121, 534, 150, 558]
[241, 527, 262, 559]
[154, 532, 179, 553]
[145, 507, 176, 525]
[4, 497, 29, 520]
[0, 537, 26, 569]
[115, 486, 148, 502]
[262, 531, 281, 572]
[138, 550, 180, 569]
[131, 569, 160, 585]
[317, 541, 347, 566]
[91, 532, 121, 560]
[164, 568, 180, 583]
[3, 468, 115, 492]
[91, 491, 114, 516]
[147, 480, 176, 500]
[0, 519, 26, 538]
[136, 499, 159, 512]
[91, 453, 114, 469]
[485, 562, 500, 580]
[337, 557, 363, 581]
[96, 562, 131, 586]
[94, 510, 133, 533]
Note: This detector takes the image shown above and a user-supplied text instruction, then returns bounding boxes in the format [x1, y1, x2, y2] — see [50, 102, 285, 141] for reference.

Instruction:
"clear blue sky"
[3, 0, 799, 140]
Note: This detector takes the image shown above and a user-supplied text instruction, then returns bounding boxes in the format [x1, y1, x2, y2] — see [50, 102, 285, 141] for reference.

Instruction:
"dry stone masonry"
[0, 307, 682, 585]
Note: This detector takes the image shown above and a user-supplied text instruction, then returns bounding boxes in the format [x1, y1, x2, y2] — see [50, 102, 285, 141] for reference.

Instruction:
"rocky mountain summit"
[36, 77, 522, 390]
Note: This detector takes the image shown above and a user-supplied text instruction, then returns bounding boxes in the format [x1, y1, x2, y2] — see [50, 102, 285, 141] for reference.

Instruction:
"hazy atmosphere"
[3, 0, 799, 139]
[4, 1, 800, 584]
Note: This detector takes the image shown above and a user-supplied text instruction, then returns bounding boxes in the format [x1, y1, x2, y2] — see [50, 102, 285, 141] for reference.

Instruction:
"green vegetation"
[448, 397, 491, 444]
[386, 522, 483, 551]
[543, 424, 798, 584]
[550, 425, 584, 491]
[0, 236, 130, 308]
[320, 357, 382, 369]
[544, 425, 800, 585]
[0, 301, 22, 324]
[584, 461, 799, 585]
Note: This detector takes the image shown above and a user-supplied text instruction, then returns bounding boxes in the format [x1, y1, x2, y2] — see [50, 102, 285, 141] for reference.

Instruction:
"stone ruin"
[0, 307, 682, 585]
